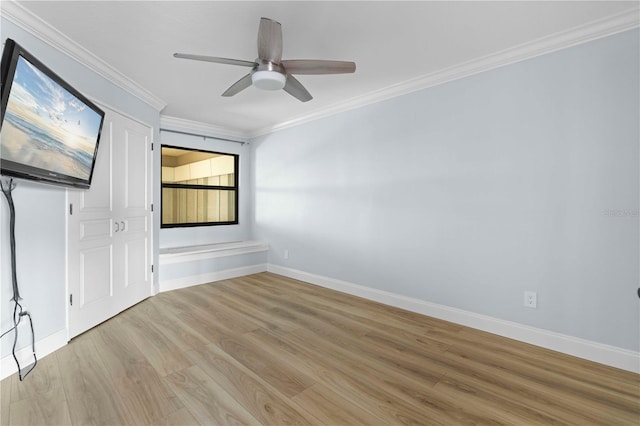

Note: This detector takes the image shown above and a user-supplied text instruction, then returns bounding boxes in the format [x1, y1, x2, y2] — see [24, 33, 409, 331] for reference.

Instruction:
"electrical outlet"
[524, 291, 537, 308]
[283, 249, 289, 259]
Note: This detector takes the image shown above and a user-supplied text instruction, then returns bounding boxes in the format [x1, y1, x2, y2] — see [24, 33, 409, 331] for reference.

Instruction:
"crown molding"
[0, 0, 167, 112]
[247, 5, 640, 138]
[3, 0, 635, 137]
[160, 115, 248, 140]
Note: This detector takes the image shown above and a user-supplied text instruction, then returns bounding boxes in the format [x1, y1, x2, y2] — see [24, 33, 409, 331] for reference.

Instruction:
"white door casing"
[67, 106, 152, 339]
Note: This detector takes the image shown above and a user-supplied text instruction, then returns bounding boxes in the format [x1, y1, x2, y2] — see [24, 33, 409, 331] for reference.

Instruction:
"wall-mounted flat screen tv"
[0, 38, 104, 189]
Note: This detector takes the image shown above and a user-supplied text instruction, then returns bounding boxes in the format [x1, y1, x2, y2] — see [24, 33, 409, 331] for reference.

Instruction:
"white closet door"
[67, 107, 152, 339]
[112, 112, 152, 311]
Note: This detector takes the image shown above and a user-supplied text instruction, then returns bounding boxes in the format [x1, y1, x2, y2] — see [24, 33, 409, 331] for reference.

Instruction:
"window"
[161, 145, 238, 227]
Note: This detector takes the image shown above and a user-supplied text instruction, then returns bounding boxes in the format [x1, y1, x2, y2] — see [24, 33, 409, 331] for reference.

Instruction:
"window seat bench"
[158, 240, 268, 292]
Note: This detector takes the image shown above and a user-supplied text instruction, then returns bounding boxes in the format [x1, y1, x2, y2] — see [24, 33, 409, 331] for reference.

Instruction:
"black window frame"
[160, 144, 239, 228]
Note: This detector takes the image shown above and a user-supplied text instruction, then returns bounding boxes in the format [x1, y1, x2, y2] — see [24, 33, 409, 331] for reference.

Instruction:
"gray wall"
[251, 29, 639, 351]
[0, 18, 160, 357]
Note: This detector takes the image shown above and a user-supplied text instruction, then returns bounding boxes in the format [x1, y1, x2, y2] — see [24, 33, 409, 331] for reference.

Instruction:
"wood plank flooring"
[2, 272, 639, 425]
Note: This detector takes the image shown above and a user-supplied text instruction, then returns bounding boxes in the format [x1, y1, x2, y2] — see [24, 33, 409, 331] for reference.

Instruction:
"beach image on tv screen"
[0, 55, 102, 180]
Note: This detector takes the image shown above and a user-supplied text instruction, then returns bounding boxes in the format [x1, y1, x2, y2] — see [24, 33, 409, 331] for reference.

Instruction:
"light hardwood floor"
[1, 272, 639, 425]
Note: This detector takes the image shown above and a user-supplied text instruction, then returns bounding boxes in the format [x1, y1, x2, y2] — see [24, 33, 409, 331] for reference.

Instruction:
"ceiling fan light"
[252, 70, 286, 90]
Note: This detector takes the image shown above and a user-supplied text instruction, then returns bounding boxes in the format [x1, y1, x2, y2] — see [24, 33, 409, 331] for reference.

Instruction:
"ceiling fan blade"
[222, 73, 253, 97]
[281, 60, 356, 75]
[283, 75, 312, 102]
[257, 17, 283, 63]
[174, 53, 256, 67]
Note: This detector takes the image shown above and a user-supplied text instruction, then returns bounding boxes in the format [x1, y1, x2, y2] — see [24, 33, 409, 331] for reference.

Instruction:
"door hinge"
[151, 143, 154, 151]
[69, 294, 73, 306]
[151, 203, 154, 212]
[151, 265, 154, 273]
[69, 204, 73, 215]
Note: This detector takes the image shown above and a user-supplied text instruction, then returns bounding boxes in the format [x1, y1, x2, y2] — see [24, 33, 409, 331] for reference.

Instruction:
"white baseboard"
[159, 263, 268, 293]
[1, 329, 67, 381]
[267, 264, 640, 374]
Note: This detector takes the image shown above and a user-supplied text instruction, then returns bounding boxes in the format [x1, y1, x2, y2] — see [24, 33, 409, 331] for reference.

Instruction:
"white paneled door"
[67, 106, 152, 339]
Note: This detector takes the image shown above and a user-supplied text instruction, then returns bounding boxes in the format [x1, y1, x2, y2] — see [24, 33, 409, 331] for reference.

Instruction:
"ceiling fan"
[174, 17, 356, 102]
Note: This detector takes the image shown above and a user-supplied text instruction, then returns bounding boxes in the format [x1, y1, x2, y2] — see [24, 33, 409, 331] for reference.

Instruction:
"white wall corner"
[0, 0, 167, 112]
[267, 264, 640, 374]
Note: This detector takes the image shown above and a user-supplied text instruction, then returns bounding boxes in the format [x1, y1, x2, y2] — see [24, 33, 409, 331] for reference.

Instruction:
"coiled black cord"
[0, 178, 37, 380]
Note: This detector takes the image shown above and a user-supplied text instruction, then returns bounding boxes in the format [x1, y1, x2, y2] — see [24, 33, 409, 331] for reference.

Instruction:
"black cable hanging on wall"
[0, 178, 37, 381]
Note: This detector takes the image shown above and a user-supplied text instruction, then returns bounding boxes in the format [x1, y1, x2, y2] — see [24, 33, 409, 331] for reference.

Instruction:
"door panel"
[80, 246, 113, 305]
[126, 216, 147, 233]
[79, 219, 112, 241]
[124, 237, 148, 288]
[123, 126, 148, 211]
[80, 121, 112, 213]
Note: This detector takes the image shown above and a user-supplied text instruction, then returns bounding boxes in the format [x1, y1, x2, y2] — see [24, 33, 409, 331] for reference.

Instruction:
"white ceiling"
[7, 1, 639, 137]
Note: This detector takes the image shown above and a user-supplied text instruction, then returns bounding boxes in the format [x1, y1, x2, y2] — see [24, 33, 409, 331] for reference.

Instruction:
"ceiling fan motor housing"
[252, 61, 286, 90]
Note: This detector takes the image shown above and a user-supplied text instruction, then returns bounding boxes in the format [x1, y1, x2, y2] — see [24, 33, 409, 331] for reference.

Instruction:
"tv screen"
[0, 38, 104, 189]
